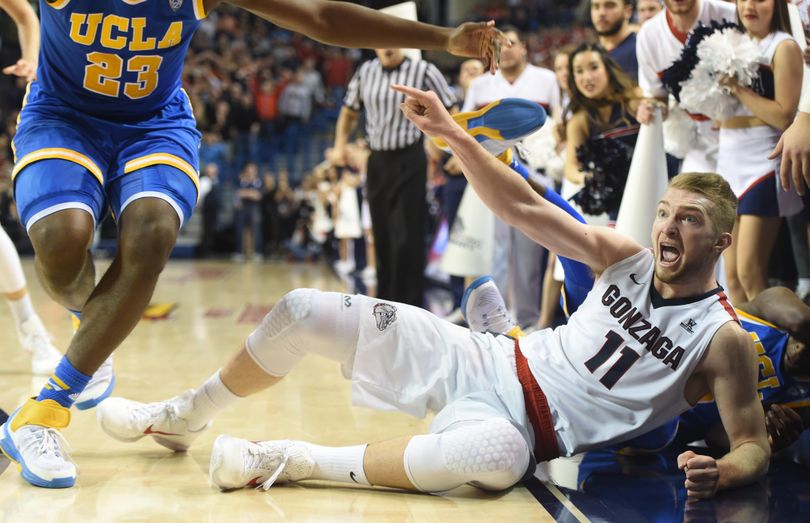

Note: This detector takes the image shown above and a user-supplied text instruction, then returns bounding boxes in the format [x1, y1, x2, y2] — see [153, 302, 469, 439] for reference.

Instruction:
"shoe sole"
[75, 374, 116, 411]
[433, 99, 548, 156]
[0, 421, 76, 488]
[461, 275, 495, 324]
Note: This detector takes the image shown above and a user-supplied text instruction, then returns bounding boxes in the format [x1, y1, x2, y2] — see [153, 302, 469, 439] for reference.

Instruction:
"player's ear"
[714, 231, 732, 253]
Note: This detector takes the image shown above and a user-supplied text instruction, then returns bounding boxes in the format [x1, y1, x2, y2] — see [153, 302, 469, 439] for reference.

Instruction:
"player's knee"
[245, 288, 316, 376]
[119, 209, 180, 273]
[29, 212, 93, 283]
[405, 418, 531, 493]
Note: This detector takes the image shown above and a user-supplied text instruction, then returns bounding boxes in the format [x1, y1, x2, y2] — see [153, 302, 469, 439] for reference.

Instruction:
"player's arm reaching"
[680, 323, 770, 498]
[208, 0, 506, 72]
[393, 84, 642, 274]
[0, 0, 39, 81]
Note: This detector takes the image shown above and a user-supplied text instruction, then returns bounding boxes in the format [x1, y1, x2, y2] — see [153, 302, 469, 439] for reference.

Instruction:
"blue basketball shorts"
[12, 82, 201, 230]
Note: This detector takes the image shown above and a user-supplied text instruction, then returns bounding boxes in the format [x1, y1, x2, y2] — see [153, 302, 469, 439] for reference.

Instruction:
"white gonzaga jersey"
[462, 64, 560, 114]
[521, 249, 738, 455]
[637, 0, 737, 99]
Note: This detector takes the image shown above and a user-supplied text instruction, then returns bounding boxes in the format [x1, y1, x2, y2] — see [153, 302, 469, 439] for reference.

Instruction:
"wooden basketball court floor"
[3, 259, 810, 522]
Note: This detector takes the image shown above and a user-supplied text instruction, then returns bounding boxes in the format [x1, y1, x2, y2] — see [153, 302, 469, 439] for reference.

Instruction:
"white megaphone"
[440, 184, 495, 277]
[615, 107, 669, 247]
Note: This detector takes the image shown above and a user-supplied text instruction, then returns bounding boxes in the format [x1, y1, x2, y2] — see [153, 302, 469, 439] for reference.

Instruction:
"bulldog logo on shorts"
[169, 0, 183, 12]
[372, 303, 397, 331]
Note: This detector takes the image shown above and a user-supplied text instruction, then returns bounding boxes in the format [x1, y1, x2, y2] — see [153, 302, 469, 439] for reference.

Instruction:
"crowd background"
[0, 1, 588, 259]
[1, 0, 808, 324]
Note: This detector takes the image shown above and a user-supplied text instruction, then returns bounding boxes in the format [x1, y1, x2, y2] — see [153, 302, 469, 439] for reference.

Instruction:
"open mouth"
[659, 244, 681, 265]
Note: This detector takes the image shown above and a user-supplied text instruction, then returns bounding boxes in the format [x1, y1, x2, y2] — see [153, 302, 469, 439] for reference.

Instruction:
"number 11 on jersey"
[585, 330, 641, 389]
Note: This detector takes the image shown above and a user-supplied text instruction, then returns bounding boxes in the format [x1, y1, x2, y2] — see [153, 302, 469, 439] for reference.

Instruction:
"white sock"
[798, 278, 810, 294]
[188, 370, 239, 430]
[7, 293, 36, 328]
[301, 443, 370, 486]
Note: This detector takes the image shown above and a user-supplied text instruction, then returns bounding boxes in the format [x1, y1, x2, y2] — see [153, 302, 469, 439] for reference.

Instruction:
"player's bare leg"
[29, 209, 96, 313]
[0, 198, 180, 488]
[64, 198, 179, 372]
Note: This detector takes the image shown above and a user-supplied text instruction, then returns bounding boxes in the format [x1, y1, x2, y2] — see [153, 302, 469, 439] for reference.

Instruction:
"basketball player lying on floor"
[462, 181, 810, 455]
[98, 87, 769, 499]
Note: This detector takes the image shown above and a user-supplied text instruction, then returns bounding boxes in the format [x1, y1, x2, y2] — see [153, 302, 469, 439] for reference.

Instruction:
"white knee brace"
[403, 418, 531, 493]
[246, 289, 360, 376]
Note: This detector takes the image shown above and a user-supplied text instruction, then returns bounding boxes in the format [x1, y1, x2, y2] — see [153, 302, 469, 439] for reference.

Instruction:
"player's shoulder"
[708, 320, 755, 360]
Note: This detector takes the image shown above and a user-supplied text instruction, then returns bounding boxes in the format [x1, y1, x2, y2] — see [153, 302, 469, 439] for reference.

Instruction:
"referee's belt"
[514, 339, 560, 463]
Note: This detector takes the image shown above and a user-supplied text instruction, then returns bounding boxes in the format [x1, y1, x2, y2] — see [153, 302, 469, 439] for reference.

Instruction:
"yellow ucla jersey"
[37, 0, 205, 119]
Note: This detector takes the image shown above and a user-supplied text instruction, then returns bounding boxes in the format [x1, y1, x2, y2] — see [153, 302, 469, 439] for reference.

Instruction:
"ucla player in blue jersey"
[0, 0, 507, 489]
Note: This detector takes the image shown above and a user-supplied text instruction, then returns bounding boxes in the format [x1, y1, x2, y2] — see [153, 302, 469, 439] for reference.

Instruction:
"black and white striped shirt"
[344, 57, 456, 151]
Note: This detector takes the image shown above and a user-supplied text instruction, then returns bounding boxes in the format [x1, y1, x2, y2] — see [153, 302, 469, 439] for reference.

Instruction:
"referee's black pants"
[366, 141, 427, 306]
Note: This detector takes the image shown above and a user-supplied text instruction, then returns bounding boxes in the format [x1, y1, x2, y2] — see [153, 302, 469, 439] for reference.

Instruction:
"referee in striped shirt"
[334, 48, 456, 306]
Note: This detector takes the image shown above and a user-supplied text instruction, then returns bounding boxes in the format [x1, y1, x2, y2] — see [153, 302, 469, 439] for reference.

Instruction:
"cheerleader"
[719, 0, 803, 302]
[564, 42, 642, 221]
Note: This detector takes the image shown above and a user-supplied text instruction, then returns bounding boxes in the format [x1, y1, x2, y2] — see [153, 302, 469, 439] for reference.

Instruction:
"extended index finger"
[390, 84, 425, 98]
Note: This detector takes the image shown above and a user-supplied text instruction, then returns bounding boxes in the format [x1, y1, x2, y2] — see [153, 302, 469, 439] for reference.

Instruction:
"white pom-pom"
[677, 28, 764, 121]
[663, 103, 696, 159]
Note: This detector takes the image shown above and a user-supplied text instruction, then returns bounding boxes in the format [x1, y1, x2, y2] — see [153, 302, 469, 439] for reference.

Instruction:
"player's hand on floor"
[2, 58, 36, 81]
[765, 403, 803, 451]
[678, 450, 720, 498]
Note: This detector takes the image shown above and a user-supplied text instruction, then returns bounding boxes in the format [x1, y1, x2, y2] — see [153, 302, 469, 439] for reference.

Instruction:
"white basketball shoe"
[74, 356, 115, 411]
[461, 276, 523, 337]
[96, 390, 210, 451]
[17, 316, 62, 376]
[0, 399, 76, 488]
[209, 435, 315, 491]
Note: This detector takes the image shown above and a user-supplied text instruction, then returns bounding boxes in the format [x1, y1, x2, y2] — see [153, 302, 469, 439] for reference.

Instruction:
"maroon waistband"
[514, 339, 560, 463]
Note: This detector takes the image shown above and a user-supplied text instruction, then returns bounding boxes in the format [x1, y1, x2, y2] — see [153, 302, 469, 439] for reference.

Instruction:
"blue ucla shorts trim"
[12, 82, 201, 230]
[738, 172, 778, 217]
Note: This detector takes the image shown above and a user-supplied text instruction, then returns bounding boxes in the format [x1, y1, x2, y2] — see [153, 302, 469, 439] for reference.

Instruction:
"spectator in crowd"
[591, 0, 639, 83]
[199, 163, 223, 258]
[254, 78, 280, 174]
[636, 0, 664, 24]
[279, 70, 317, 182]
[230, 84, 259, 174]
[233, 162, 264, 262]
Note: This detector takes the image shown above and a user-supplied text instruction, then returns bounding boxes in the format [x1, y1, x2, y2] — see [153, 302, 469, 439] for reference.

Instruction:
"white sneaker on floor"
[17, 316, 62, 376]
[0, 399, 76, 488]
[461, 276, 518, 335]
[74, 356, 115, 411]
[96, 390, 210, 452]
[209, 435, 314, 491]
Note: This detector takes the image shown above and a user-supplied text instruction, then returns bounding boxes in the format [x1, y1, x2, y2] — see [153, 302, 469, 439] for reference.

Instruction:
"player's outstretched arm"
[215, 0, 506, 72]
[393, 84, 642, 273]
[681, 322, 770, 498]
[0, 0, 39, 81]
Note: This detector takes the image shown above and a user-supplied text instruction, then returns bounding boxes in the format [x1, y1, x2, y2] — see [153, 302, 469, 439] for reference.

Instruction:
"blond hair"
[669, 172, 737, 234]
